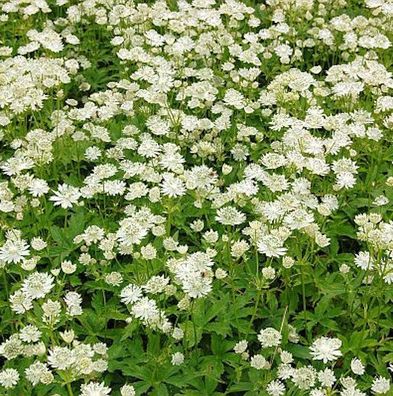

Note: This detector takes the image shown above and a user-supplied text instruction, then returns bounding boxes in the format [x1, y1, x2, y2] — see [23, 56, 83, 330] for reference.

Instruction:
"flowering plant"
[0, 0, 392, 395]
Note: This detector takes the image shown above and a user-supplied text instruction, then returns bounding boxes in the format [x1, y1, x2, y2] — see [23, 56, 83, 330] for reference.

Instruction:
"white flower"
[182, 277, 212, 298]
[120, 384, 136, 396]
[171, 352, 184, 365]
[351, 358, 365, 375]
[309, 337, 342, 363]
[172, 328, 184, 340]
[29, 178, 49, 197]
[61, 260, 77, 274]
[31, 237, 47, 251]
[215, 268, 227, 279]
[310, 389, 326, 396]
[373, 195, 389, 206]
[49, 183, 80, 208]
[25, 362, 51, 386]
[160, 173, 186, 197]
[318, 367, 336, 387]
[131, 297, 159, 322]
[280, 351, 293, 364]
[223, 88, 245, 109]
[141, 244, 157, 260]
[48, 347, 75, 370]
[64, 291, 83, 316]
[258, 327, 282, 348]
[0, 368, 19, 388]
[216, 206, 246, 226]
[234, 340, 248, 354]
[105, 272, 123, 286]
[257, 235, 287, 258]
[354, 251, 374, 270]
[22, 272, 55, 300]
[292, 366, 317, 390]
[0, 237, 30, 264]
[371, 377, 390, 394]
[60, 329, 75, 344]
[250, 354, 268, 369]
[9, 290, 33, 314]
[20, 325, 41, 343]
[266, 380, 285, 396]
[80, 382, 111, 396]
[120, 284, 143, 305]
[262, 266, 276, 280]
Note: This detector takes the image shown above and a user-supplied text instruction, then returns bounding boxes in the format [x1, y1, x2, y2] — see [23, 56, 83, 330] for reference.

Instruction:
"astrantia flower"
[22, 272, 55, 299]
[291, 366, 317, 390]
[105, 272, 123, 286]
[0, 237, 30, 264]
[31, 237, 47, 251]
[318, 367, 336, 387]
[64, 291, 83, 316]
[80, 382, 111, 396]
[120, 284, 143, 305]
[9, 290, 33, 314]
[120, 384, 136, 396]
[0, 368, 19, 388]
[103, 180, 126, 196]
[257, 235, 287, 258]
[93, 343, 108, 355]
[19, 325, 41, 343]
[371, 376, 390, 394]
[354, 251, 374, 270]
[60, 329, 75, 344]
[25, 362, 51, 386]
[48, 347, 75, 370]
[258, 327, 282, 348]
[61, 259, 76, 274]
[234, 340, 248, 354]
[341, 388, 366, 396]
[172, 327, 184, 340]
[266, 380, 286, 396]
[28, 178, 49, 197]
[1, 0, 393, 392]
[160, 173, 186, 197]
[310, 389, 326, 396]
[187, 251, 214, 272]
[216, 206, 246, 226]
[42, 299, 61, 324]
[49, 183, 81, 208]
[280, 351, 293, 364]
[143, 275, 169, 294]
[351, 358, 365, 375]
[223, 88, 245, 109]
[309, 337, 342, 363]
[0, 335, 23, 359]
[183, 276, 212, 298]
[131, 297, 159, 321]
[85, 146, 102, 161]
[171, 352, 184, 365]
[250, 354, 268, 369]
[81, 225, 105, 244]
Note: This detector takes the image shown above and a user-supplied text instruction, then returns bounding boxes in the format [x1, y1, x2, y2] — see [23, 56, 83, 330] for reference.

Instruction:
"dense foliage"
[0, 0, 392, 395]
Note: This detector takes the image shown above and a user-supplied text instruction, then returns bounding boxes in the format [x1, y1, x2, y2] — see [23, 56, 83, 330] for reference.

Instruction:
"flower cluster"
[235, 330, 391, 396]
[0, 0, 392, 394]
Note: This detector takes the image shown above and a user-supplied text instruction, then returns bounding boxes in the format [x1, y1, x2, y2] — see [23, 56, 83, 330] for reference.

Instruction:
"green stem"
[247, 287, 262, 336]
[2, 269, 8, 300]
[66, 382, 74, 396]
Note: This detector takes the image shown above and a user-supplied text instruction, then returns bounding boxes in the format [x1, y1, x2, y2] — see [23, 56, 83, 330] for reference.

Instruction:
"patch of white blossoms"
[0, 0, 392, 393]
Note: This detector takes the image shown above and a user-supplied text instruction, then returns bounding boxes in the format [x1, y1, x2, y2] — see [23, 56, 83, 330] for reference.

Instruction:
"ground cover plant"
[0, 0, 392, 395]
